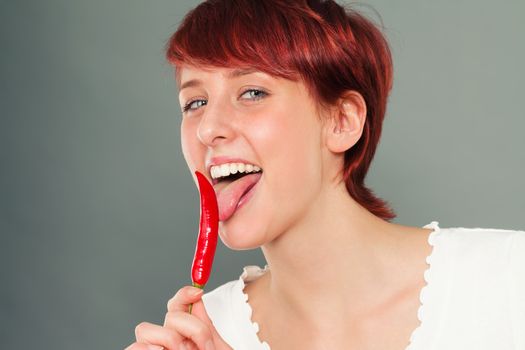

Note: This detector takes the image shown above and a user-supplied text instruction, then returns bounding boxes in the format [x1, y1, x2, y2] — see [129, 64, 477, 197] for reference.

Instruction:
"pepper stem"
[188, 282, 204, 314]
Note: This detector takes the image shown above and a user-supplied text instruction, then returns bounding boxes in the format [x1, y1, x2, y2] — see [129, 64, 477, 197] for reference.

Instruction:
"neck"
[260, 183, 429, 324]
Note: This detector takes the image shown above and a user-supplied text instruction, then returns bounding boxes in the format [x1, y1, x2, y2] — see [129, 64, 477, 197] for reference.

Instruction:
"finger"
[188, 300, 213, 327]
[135, 321, 183, 350]
[174, 301, 227, 349]
[164, 311, 214, 350]
[167, 286, 204, 312]
[124, 342, 165, 350]
[181, 339, 199, 350]
[189, 301, 220, 337]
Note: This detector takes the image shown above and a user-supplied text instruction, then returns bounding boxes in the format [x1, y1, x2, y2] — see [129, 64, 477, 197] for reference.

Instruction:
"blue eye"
[182, 99, 207, 113]
[240, 89, 268, 100]
[182, 89, 267, 114]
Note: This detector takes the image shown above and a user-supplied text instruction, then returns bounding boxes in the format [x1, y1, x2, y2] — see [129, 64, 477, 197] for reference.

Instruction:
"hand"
[125, 286, 232, 350]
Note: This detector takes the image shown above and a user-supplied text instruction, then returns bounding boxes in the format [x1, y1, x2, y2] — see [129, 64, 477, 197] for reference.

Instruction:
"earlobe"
[325, 91, 367, 153]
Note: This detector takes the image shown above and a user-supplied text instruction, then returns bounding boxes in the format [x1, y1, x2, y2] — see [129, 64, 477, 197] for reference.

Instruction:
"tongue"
[215, 172, 262, 221]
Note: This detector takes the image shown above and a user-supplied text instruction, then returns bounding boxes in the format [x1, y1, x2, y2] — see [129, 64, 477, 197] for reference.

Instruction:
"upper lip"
[206, 156, 262, 179]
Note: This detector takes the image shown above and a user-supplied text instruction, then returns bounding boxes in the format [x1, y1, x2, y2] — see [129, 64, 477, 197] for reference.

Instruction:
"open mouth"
[210, 163, 263, 221]
[210, 163, 262, 185]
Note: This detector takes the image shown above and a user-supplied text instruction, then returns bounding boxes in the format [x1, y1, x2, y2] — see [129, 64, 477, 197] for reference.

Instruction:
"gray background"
[1, 0, 523, 349]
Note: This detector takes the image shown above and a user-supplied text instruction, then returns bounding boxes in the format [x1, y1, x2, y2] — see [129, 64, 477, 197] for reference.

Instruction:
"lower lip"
[234, 177, 260, 216]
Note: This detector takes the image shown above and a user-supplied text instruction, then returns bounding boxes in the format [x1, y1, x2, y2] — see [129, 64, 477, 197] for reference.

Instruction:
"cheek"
[248, 108, 323, 219]
[279, 128, 322, 206]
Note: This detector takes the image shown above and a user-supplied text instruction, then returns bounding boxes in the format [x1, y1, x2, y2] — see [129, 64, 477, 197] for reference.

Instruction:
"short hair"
[166, 0, 396, 221]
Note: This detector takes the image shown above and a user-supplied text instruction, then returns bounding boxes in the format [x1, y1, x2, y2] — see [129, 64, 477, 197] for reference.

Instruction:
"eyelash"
[182, 88, 269, 114]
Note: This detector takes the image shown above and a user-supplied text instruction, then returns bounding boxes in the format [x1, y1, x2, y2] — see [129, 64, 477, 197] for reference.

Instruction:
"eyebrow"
[179, 68, 259, 92]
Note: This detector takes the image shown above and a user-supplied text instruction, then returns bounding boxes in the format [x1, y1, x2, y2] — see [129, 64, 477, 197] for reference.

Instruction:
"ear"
[324, 91, 367, 153]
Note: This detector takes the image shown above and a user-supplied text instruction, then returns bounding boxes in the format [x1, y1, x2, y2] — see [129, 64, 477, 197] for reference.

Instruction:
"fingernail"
[206, 340, 215, 350]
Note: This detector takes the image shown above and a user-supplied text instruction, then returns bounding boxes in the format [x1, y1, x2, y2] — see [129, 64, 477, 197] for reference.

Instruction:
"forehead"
[178, 65, 261, 87]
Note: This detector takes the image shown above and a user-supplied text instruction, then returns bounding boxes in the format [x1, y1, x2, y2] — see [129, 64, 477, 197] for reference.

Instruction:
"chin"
[218, 221, 268, 251]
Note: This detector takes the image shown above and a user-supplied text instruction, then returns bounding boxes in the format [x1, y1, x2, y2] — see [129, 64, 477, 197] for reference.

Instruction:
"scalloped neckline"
[405, 220, 440, 349]
[238, 221, 441, 350]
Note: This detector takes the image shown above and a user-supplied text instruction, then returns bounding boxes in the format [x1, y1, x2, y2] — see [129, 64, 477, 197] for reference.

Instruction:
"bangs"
[166, 0, 340, 85]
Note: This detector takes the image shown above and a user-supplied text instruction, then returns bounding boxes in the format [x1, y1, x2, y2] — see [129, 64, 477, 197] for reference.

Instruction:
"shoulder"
[435, 225, 525, 263]
[427, 225, 525, 347]
[431, 225, 525, 286]
[436, 225, 525, 286]
[432, 224, 525, 306]
[408, 223, 525, 348]
[438, 224, 524, 242]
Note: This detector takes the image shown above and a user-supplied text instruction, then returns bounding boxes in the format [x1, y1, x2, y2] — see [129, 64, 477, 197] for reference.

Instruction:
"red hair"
[166, 0, 396, 221]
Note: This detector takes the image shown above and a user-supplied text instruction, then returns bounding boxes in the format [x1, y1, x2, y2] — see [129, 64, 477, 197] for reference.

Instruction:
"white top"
[202, 221, 525, 350]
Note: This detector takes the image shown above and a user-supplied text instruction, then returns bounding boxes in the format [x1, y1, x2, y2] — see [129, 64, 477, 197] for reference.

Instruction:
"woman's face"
[179, 65, 330, 249]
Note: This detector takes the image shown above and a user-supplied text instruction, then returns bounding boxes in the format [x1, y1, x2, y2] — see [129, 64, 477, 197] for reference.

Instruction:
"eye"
[182, 99, 207, 114]
[239, 89, 268, 101]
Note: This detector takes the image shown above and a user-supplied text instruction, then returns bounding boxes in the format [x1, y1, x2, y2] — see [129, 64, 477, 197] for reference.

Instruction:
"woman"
[126, 1, 525, 349]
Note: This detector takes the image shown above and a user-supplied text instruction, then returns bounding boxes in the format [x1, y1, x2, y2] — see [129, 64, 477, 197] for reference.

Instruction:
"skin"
[126, 65, 435, 350]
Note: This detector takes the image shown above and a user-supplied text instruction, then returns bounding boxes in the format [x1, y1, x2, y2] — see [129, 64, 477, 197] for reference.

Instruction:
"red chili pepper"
[189, 170, 219, 314]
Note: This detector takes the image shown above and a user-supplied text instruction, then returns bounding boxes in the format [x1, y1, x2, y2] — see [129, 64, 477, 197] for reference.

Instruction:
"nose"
[197, 98, 235, 147]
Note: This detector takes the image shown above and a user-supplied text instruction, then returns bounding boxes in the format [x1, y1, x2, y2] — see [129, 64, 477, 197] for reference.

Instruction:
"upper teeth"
[211, 163, 262, 179]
